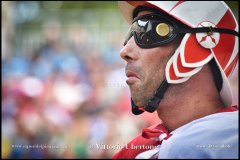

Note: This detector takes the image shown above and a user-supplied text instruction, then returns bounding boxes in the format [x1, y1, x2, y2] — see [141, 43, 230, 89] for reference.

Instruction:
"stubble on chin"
[129, 76, 163, 107]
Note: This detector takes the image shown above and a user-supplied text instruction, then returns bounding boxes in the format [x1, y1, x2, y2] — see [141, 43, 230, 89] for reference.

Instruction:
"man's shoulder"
[173, 108, 238, 133]
[159, 110, 238, 158]
[170, 110, 238, 143]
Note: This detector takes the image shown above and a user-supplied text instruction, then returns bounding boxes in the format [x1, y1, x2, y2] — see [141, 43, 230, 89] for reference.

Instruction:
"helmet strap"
[209, 59, 223, 92]
[131, 78, 169, 115]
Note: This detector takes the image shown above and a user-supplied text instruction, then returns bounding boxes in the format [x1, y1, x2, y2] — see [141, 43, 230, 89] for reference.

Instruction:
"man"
[113, 1, 239, 159]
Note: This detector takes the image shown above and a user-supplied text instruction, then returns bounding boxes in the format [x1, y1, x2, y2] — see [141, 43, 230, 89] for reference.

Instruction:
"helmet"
[119, 1, 239, 107]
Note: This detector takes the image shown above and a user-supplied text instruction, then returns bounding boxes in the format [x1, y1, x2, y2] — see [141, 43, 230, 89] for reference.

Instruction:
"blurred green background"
[2, 1, 239, 159]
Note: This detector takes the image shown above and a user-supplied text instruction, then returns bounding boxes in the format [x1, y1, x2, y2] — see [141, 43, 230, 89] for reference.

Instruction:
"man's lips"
[126, 70, 140, 84]
[126, 70, 139, 78]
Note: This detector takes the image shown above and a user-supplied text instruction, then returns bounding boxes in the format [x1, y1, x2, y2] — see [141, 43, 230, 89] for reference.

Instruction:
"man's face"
[120, 11, 179, 107]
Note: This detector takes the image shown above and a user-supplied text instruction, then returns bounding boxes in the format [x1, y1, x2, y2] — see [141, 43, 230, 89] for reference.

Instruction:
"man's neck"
[158, 96, 224, 132]
[156, 65, 225, 132]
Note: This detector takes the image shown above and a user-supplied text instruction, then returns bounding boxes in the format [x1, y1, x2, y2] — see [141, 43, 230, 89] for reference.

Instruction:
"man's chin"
[133, 100, 146, 107]
[130, 94, 146, 107]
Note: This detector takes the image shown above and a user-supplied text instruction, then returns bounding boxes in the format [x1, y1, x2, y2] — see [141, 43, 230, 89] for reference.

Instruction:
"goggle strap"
[174, 27, 239, 37]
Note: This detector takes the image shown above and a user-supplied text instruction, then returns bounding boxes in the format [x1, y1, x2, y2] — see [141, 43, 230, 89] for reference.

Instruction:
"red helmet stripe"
[183, 34, 211, 64]
[169, 1, 185, 12]
[169, 63, 181, 80]
[212, 9, 238, 71]
[176, 52, 196, 73]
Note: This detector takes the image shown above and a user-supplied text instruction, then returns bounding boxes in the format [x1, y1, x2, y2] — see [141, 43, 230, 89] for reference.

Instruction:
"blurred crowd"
[2, 2, 238, 159]
[2, 18, 159, 159]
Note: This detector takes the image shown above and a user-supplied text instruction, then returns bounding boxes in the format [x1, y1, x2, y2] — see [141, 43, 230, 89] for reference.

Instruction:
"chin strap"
[131, 78, 170, 115]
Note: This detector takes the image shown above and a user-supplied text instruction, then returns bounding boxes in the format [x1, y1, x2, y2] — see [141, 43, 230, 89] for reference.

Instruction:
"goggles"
[124, 13, 181, 48]
[124, 13, 239, 49]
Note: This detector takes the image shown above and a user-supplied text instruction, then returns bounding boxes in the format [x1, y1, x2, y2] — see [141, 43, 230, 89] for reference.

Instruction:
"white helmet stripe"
[169, 1, 228, 27]
[166, 56, 190, 84]
[225, 30, 239, 70]
[148, 1, 179, 13]
[211, 51, 233, 106]
[224, 6, 239, 70]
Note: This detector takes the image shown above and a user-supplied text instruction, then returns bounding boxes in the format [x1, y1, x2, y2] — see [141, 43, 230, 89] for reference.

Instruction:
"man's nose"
[120, 37, 138, 62]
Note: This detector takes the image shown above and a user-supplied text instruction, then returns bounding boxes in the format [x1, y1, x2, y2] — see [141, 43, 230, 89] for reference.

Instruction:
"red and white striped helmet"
[119, 1, 239, 107]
